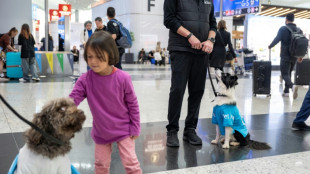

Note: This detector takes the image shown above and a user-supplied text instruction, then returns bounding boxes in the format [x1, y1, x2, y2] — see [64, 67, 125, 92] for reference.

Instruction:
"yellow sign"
[46, 53, 54, 73]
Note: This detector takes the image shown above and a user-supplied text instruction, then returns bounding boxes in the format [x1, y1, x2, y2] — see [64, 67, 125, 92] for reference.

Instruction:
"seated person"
[148, 50, 154, 63]
[71, 45, 79, 63]
[138, 48, 146, 63]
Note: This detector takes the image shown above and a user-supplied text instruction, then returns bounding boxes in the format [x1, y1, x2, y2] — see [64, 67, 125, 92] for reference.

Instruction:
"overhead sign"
[49, 9, 60, 21]
[222, 0, 260, 16]
[213, 0, 221, 17]
[35, 20, 40, 31]
[59, 4, 71, 16]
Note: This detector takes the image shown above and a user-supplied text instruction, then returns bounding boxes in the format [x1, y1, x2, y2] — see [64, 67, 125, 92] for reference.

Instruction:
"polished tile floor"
[0, 64, 310, 174]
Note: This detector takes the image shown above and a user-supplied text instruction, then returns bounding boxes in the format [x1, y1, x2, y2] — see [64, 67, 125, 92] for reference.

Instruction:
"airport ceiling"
[262, 0, 310, 9]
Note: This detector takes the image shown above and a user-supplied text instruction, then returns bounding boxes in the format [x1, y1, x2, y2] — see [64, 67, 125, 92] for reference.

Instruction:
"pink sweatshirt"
[69, 69, 140, 144]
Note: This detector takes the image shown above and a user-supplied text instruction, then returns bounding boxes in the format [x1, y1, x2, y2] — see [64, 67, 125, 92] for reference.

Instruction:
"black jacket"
[164, 0, 217, 54]
[269, 23, 299, 61]
[18, 34, 35, 58]
[210, 29, 236, 68]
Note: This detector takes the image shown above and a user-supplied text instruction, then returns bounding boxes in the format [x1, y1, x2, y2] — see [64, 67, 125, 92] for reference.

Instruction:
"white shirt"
[80, 29, 91, 46]
[16, 144, 71, 174]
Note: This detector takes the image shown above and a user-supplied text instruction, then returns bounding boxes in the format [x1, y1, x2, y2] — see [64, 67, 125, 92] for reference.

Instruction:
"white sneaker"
[279, 75, 283, 84]
[292, 85, 298, 99]
[282, 93, 289, 97]
[19, 78, 26, 82]
[33, 77, 40, 81]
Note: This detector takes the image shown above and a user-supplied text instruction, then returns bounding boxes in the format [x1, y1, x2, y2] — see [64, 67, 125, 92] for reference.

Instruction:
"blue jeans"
[294, 83, 310, 123]
[21, 57, 38, 80]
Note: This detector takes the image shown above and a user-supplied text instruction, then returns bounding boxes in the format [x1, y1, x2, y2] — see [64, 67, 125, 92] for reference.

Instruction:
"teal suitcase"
[6, 52, 23, 79]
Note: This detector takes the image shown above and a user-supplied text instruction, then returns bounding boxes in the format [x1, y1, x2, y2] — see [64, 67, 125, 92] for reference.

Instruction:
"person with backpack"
[268, 13, 306, 98]
[107, 7, 132, 70]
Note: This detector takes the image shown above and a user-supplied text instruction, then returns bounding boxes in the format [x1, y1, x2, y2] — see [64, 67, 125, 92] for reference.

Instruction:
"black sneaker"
[166, 131, 179, 147]
[292, 122, 310, 131]
[183, 129, 202, 145]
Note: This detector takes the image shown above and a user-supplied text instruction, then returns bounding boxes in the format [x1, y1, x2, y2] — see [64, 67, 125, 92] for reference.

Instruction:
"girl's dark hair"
[8, 27, 18, 36]
[218, 20, 227, 30]
[84, 31, 119, 65]
[21, 24, 31, 39]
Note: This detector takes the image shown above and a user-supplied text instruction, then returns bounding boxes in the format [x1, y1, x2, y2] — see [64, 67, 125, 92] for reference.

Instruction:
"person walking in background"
[18, 24, 40, 82]
[0, 27, 18, 81]
[70, 31, 142, 174]
[268, 13, 303, 98]
[106, 7, 124, 69]
[94, 17, 107, 32]
[164, 0, 217, 147]
[210, 20, 236, 76]
[58, 34, 64, 51]
[40, 34, 54, 51]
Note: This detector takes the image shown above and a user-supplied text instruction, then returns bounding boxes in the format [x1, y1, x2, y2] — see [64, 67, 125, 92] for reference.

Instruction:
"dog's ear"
[232, 75, 238, 87]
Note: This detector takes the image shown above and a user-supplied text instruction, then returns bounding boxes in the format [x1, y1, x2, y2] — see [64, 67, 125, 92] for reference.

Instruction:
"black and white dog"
[211, 73, 271, 150]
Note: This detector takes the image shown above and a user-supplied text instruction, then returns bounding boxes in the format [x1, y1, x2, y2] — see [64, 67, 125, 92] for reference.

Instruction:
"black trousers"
[115, 47, 125, 69]
[166, 51, 208, 132]
[280, 58, 297, 93]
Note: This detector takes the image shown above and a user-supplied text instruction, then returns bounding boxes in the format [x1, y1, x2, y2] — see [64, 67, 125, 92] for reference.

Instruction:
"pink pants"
[95, 137, 142, 174]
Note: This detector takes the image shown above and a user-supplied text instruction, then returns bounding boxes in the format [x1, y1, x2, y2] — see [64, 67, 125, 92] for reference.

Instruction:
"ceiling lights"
[254, 5, 310, 19]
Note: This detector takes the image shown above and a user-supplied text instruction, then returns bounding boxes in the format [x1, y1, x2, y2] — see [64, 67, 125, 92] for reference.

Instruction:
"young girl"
[18, 24, 40, 82]
[69, 31, 142, 174]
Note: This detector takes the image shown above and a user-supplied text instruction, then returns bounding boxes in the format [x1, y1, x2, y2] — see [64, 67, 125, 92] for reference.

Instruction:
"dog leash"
[0, 95, 64, 145]
[206, 53, 218, 98]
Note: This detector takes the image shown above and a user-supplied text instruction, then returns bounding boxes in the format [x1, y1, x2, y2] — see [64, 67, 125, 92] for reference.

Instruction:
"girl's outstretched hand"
[130, 136, 139, 140]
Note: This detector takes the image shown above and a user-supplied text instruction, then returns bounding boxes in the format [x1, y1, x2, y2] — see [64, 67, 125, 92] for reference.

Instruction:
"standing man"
[268, 13, 303, 98]
[164, 0, 217, 147]
[106, 7, 124, 69]
[94, 17, 107, 32]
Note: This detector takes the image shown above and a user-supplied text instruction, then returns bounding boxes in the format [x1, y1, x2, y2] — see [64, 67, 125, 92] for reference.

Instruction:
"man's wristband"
[186, 33, 193, 40]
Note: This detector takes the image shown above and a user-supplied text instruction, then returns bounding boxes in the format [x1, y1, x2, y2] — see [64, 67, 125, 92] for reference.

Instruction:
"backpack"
[286, 26, 309, 58]
[111, 19, 132, 48]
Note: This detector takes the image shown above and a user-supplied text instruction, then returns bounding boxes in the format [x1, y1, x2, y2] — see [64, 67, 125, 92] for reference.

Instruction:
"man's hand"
[202, 40, 214, 54]
[188, 35, 202, 50]
[297, 58, 303, 63]
[130, 135, 139, 140]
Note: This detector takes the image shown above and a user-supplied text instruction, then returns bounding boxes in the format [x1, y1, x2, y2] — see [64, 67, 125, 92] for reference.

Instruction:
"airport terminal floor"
[1, 64, 310, 174]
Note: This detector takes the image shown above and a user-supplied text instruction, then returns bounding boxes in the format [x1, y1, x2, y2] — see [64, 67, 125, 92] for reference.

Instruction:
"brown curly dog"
[24, 97, 86, 158]
[15, 98, 86, 173]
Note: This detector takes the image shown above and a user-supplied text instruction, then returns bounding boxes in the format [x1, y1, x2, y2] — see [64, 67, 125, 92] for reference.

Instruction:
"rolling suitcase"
[6, 52, 23, 79]
[252, 50, 272, 97]
[295, 59, 310, 86]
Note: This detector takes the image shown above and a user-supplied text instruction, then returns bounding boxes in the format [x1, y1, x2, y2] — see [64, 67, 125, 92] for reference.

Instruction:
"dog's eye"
[60, 107, 66, 111]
